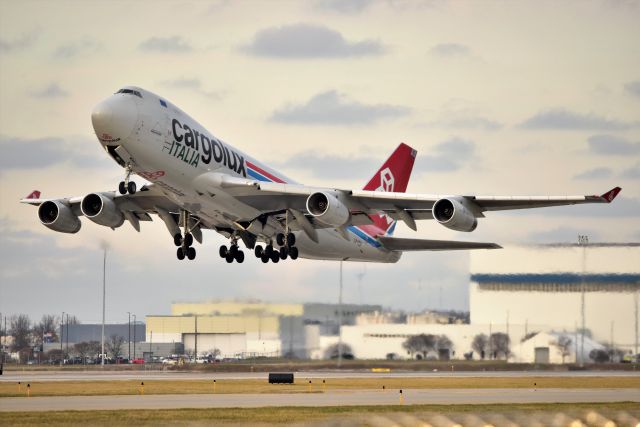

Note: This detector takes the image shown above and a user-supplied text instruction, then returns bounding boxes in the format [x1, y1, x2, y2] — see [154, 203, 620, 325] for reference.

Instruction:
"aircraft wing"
[377, 236, 501, 251]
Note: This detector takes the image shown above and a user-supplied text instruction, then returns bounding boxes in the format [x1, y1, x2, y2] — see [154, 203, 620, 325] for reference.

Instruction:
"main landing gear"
[118, 163, 136, 195]
[254, 232, 298, 264]
[219, 241, 245, 264]
[175, 210, 198, 261]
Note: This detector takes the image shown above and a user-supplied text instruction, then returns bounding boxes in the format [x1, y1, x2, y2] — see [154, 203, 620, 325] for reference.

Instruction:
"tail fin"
[363, 143, 417, 235]
[25, 190, 41, 199]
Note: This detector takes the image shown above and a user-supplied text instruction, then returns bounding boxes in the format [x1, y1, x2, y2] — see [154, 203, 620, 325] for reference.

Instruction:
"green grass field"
[2, 376, 639, 397]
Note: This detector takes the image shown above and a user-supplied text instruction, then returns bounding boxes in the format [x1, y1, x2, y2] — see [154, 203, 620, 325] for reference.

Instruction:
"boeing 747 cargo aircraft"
[21, 87, 621, 264]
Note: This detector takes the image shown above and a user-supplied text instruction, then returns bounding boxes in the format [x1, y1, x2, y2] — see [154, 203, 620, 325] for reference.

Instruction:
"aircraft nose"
[91, 95, 138, 144]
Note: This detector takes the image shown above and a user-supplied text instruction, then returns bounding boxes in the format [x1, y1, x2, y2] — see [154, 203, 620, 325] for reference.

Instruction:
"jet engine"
[81, 193, 124, 228]
[38, 200, 81, 233]
[432, 197, 478, 232]
[306, 191, 350, 227]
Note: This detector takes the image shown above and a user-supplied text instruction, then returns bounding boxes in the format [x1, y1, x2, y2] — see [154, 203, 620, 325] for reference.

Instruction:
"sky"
[0, 0, 638, 324]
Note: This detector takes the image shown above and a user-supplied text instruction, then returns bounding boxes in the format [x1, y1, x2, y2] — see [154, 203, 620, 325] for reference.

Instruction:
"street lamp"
[60, 311, 65, 362]
[133, 314, 136, 360]
[578, 235, 589, 366]
[101, 247, 106, 367]
[127, 312, 131, 361]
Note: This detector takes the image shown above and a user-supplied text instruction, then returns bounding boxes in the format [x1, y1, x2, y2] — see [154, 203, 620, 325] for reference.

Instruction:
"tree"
[402, 334, 437, 359]
[87, 341, 101, 358]
[472, 334, 488, 359]
[74, 342, 92, 363]
[34, 314, 59, 345]
[106, 334, 125, 359]
[553, 336, 572, 363]
[589, 349, 609, 363]
[489, 332, 510, 359]
[324, 343, 354, 359]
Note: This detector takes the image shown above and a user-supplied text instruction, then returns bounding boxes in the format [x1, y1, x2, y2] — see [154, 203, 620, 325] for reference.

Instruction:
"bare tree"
[74, 342, 92, 363]
[553, 336, 572, 363]
[34, 314, 59, 346]
[324, 343, 353, 359]
[106, 334, 125, 359]
[402, 334, 437, 359]
[87, 341, 101, 359]
[489, 332, 511, 359]
[436, 334, 453, 360]
[472, 334, 488, 359]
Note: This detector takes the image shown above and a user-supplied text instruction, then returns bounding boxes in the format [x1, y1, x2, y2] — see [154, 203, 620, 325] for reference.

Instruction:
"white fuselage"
[92, 87, 401, 263]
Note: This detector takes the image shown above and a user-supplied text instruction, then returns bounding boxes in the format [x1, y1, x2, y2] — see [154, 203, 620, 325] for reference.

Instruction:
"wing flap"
[378, 236, 501, 251]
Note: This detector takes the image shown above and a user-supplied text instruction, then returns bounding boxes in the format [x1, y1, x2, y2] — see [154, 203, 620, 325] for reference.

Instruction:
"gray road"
[2, 369, 639, 382]
[0, 388, 638, 411]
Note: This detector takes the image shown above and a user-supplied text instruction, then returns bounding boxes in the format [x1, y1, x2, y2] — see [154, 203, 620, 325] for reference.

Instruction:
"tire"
[184, 233, 193, 247]
[235, 251, 245, 263]
[127, 181, 137, 195]
[287, 233, 296, 247]
[289, 246, 299, 260]
[173, 234, 182, 247]
[265, 245, 274, 257]
[225, 254, 234, 263]
[118, 181, 126, 195]
[254, 246, 263, 258]
[261, 255, 269, 263]
[270, 252, 280, 263]
[279, 247, 288, 260]
[187, 247, 196, 260]
[229, 245, 238, 256]
[177, 247, 185, 260]
[219, 245, 228, 258]
[276, 233, 285, 247]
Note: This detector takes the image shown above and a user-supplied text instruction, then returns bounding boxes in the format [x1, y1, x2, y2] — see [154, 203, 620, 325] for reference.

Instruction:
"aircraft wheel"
[118, 181, 127, 195]
[225, 253, 234, 263]
[270, 252, 280, 263]
[286, 233, 296, 247]
[289, 246, 299, 260]
[229, 245, 238, 256]
[187, 247, 196, 260]
[127, 181, 137, 195]
[254, 246, 263, 258]
[235, 250, 245, 263]
[184, 233, 193, 247]
[173, 233, 182, 246]
[276, 233, 286, 247]
[177, 247, 185, 260]
[265, 245, 274, 257]
[261, 254, 269, 263]
[279, 247, 288, 260]
[219, 245, 228, 258]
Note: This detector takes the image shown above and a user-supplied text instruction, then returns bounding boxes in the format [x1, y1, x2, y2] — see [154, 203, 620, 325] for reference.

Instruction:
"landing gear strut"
[219, 237, 245, 263]
[175, 210, 198, 261]
[118, 163, 136, 195]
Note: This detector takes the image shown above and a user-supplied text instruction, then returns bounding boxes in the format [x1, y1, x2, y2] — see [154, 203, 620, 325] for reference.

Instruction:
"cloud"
[527, 226, 601, 244]
[588, 134, 640, 155]
[429, 43, 471, 58]
[624, 80, 640, 98]
[314, 0, 374, 14]
[271, 90, 410, 125]
[519, 109, 638, 130]
[621, 163, 640, 179]
[53, 39, 101, 59]
[276, 152, 378, 180]
[415, 137, 475, 173]
[0, 135, 109, 171]
[242, 24, 385, 58]
[138, 36, 192, 53]
[0, 31, 38, 54]
[420, 115, 501, 131]
[573, 167, 613, 180]
[160, 78, 225, 99]
[30, 83, 68, 98]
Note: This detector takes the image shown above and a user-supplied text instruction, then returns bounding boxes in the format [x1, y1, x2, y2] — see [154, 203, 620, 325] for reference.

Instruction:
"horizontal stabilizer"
[378, 236, 501, 251]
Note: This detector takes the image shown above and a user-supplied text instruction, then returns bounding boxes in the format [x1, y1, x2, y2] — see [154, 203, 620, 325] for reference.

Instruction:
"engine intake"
[38, 200, 81, 233]
[81, 193, 124, 228]
[432, 197, 478, 232]
[306, 191, 349, 227]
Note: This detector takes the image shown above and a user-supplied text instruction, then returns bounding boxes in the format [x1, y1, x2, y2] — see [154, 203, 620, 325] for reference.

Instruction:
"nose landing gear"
[118, 163, 137, 195]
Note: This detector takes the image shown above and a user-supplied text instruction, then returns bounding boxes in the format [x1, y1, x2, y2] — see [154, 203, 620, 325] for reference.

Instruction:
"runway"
[0, 388, 638, 411]
[2, 369, 638, 382]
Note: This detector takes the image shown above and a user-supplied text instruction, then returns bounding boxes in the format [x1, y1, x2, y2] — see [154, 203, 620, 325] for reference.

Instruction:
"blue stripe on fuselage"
[247, 168, 270, 182]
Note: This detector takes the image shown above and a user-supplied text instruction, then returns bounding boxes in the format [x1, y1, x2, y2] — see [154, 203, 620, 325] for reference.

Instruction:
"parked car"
[131, 358, 145, 364]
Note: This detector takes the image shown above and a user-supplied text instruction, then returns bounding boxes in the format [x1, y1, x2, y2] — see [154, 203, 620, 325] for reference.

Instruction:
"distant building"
[59, 323, 145, 346]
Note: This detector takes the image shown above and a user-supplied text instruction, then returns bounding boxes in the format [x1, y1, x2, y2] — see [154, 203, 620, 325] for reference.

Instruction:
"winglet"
[600, 187, 621, 203]
[26, 190, 41, 199]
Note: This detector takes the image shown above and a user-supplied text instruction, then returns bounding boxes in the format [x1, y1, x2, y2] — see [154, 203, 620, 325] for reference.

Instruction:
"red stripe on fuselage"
[246, 161, 286, 183]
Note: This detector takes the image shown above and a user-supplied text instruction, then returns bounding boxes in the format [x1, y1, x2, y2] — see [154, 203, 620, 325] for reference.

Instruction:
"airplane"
[21, 86, 622, 264]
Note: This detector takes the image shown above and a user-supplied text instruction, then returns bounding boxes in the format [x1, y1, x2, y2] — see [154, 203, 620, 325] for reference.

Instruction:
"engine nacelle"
[432, 197, 478, 232]
[38, 200, 81, 233]
[306, 191, 350, 227]
[81, 193, 124, 228]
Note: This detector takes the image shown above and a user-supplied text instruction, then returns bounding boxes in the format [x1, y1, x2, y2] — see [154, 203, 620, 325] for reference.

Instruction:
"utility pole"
[101, 247, 106, 367]
[127, 312, 131, 361]
[578, 235, 588, 367]
[133, 314, 136, 360]
[60, 312, 64, 361]
[194, 315, 198, 359]
[338, 260, 344, 368]
[635, 291, 639, 358]
[66, 313, 69, 357]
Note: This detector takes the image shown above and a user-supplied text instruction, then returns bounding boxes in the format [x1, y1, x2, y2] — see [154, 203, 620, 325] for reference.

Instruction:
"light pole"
[578, 235, 588, 367]
[133, 314, 136, 360]
[337, 260, 343, 368]
[66, 313, 69, 357]
[101, 247, 106, 367]
[60, 311, 65, 362]
[127, 312, 131, 361]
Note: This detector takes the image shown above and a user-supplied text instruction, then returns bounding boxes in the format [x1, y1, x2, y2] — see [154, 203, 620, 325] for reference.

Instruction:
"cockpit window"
[116, 88, 143, 98]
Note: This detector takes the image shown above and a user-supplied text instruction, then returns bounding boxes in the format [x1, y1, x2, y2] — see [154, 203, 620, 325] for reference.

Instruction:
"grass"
[1, 403, 639, 426]
[2, 376, 639, 397]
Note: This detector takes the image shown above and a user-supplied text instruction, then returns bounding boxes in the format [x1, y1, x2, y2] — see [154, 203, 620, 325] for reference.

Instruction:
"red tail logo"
[26, 190, 41, 199]
[362, 143, 417, 235]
